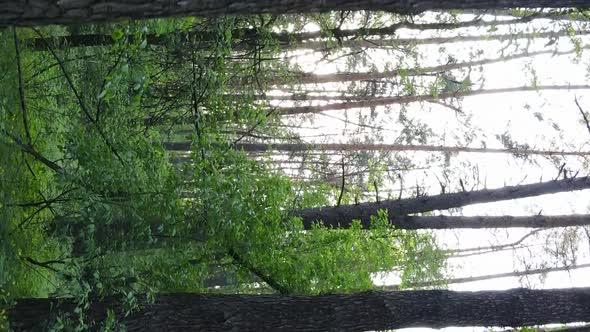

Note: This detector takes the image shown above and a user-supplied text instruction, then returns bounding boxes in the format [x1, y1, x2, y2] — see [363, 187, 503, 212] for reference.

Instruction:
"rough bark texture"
[2, 0, 590, 27]
[10, 288, 590, 331]
[26, 16, 532, 49]
[29, 17, 562, 50]
[294, 177, 590, 229]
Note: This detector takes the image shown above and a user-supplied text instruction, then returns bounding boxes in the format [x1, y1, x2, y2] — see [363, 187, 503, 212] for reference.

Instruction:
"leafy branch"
[32, 28, 126, 166]
[228, 248, 290, 294]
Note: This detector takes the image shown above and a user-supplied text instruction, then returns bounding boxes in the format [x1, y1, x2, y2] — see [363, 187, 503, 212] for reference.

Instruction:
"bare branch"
[575, 96, 590, 135]
[336, 158, 346, 206]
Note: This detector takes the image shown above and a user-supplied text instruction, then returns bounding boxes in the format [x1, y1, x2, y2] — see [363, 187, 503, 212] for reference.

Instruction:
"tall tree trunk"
[272, 47, 579, 85]
[163, 141, 590, 157]
[455, 8, 590, 22]
[262, 83, 590, 101]
[293, 29, 590, 52]
[386, 263, 590, 290]
[276, 85, 590, 114]
[10, 288, 590, 331]
[294, 177, 590, 228]
[29, 15, 544, 50]
[370, 214, 590, 230]
[3, 0, 590, 27]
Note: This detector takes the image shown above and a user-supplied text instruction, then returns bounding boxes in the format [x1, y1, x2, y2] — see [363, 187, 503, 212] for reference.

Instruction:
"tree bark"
[28, 15, 543, 50]
[456, 8, 590, 22]
[272, 47, 579, 85]
[275, 85, 590, 114]
[3, 0, 590, 27]
[294, 177, 590, 229]
[10, 288, 590, 331]
[163, 141, 590, 157]
[386, 263, 590, 290]
[293, 29, 590, 52]
[373, 214, 590, 230]
[264, 83, 590, 101]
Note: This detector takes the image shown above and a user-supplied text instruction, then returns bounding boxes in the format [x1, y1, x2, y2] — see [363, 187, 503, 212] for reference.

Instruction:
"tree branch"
[575, 96, 590, 135]
[32, 28, 126, 166]
[20, 256, 65, 273]
[336, 157, 346, 206]
[445, 229, 544, 256]
[13, 27, 31, 143]
[1, 128, 63, 174]
[228, 248, 290, 294]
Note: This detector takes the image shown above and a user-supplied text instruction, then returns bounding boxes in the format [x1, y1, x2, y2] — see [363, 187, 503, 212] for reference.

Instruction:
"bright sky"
[273, 11, 590, 331]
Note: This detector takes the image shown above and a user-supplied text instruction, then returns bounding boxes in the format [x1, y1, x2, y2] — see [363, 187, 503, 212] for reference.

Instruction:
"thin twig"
[575, 96, 590, 135]
[21, 256, 65, 273]
[445, 229, 544, 255]
[11, 204, 49, 233]
[13, 27, 31, 143]
[20, 258, 59, 289]
[24, 158, 58, 216]
[233, 46, 276, 145]
[190, 45, 207, 161]
[336, 157, 346, 206]
[397, 174, 403, 200]
[32, 29, 91, 121]
[427, 100, 465, 116]
[374, 180, 380, 203]
[8, 187, 76, 208]
[1, 128, 63, 173]
[96, 48, 125, 122]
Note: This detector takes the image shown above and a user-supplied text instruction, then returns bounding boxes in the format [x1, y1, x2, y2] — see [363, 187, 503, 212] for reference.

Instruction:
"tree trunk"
[293, 30, 590, 52]
[455, 8, 590, 22]
[294, 177, 590, 228]
[386, 263, 590, 290]
[276, 85, 590, 114]
[372, 214, 590, 230]
[264, 83, 590, 101]
[3, 0, 590, 27]
[10, 288, 590, 331]
[29, 15, 541, 50]
[163, 141, 590, 157]
[272, 47, 578, 85]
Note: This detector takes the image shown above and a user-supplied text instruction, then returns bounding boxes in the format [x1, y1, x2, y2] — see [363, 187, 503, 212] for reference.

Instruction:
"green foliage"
[1, 13, 447, 329]
[186, 148, 445, 294]
[274, 210, 445, 294]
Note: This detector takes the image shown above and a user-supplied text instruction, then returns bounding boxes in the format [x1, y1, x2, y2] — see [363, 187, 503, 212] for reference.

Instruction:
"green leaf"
[112, 29, 124, 41]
